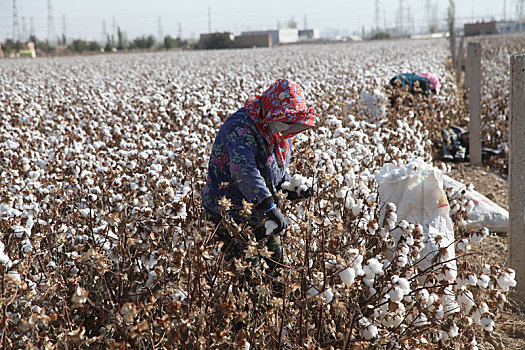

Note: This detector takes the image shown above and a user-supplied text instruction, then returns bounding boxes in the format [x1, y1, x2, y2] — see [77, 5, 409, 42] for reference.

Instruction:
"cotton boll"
[456, 239, 471, 252]
[265, 220, 278, 236]
[389, 287, 405, 302]
[345, 196, 356, 209]
[13, 226, 25, 238]
[395, 255, 407, 267]
[364, 258, 383, 279]
[359, 318, 378, 340]
[22, 242, 33, 253]
[477, 274, 490, 289]
[386, 202, 397, 212]
[324, 288, 334, 304]
[496, 269, 517, 292]
[0, 253, 12, 268]
[339, 267, 356, 286]
[457, 290, 475, 313]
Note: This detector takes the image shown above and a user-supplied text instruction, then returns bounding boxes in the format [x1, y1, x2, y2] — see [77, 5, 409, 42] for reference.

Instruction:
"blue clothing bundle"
[389, 73, 432, 97]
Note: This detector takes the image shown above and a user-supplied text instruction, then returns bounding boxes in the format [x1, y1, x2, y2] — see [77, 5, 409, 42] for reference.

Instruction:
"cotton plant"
[0, 37, 517, 349]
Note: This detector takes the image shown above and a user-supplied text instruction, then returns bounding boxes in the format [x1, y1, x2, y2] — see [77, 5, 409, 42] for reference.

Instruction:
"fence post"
[510, 54, 525, 307]
[456, 36, 464, 86]
[450, 32, 456, 67]
[466, 42, 482, 165]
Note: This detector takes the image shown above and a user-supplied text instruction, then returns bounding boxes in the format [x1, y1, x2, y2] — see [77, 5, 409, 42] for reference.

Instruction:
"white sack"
[443, 174, 509, 233]
[377, 160, 455, 268]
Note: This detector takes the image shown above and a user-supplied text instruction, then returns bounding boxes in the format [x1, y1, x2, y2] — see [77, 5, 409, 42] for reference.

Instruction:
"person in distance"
[201, 78, 316, 269]
[388, 72, 441, 108]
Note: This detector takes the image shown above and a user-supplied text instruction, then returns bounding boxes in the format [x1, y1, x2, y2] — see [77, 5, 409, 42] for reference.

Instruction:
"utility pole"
[62, 15, 67, 46]
[304, 14, 307, 30]
[178, 22, 182, 39]
[112, 16, 116, 44]
[375, 0, 380, 32]
[397, 0, 404, 35]
[21, 16, 27, 41]
[157, 16, 163, 44]
[47, 0, 56, 45]
[30, 17, 35, 38]
[208, 7, 211, 33]
[12, 0, 20, 41]
[102, 20, 107, 44]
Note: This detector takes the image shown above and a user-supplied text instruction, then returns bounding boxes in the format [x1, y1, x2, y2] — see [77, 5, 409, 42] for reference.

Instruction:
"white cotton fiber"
[265, 220, 278, 236]
[339, 267, 356, 286]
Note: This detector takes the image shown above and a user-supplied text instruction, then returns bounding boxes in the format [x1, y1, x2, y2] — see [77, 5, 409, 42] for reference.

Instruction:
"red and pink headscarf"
[419, 73, 441, 92]
[244, 79, 317, 165]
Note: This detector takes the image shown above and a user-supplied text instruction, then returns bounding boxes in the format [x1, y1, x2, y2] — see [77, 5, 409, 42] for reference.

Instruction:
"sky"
[0, 0, 519, 42]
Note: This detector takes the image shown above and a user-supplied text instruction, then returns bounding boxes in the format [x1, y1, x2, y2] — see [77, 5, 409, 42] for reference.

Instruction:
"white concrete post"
[510, 55, 525, 306]
[456, 36, 464, 86]
[450, 33, 456, 67]
[467, 42, 482, 166]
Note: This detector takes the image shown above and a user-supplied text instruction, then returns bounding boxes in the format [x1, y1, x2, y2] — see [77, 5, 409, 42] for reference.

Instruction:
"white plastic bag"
[443, 174, 509, 233]
[377, 160, 455, 267]
[358, 88, 387, 120]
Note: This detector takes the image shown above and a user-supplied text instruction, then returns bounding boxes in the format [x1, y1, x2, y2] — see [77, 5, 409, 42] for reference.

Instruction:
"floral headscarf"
[244, 79, 317, 165]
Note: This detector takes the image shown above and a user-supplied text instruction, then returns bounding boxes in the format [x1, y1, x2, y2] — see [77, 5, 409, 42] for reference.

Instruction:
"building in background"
[298, 29, 320, 41]
[234, 33, 272, 48]
[241, 29, 298, 45]
[464, 21, 498, 36]
[464, 20, 525, 36]
[496, 21, 525, 34]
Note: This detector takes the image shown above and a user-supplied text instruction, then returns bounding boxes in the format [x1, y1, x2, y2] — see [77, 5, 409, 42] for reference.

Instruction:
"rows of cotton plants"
[0, 39, 515, 349]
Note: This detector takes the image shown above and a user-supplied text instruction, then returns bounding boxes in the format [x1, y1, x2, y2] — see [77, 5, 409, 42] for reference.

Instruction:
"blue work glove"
[264, 203, 288, 235]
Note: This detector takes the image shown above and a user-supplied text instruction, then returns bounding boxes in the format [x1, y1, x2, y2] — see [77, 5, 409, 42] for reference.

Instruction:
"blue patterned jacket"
[201, 108, 291, 224]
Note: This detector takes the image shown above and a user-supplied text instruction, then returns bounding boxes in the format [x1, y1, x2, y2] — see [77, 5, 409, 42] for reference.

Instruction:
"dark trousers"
[205, 210, 284, 270]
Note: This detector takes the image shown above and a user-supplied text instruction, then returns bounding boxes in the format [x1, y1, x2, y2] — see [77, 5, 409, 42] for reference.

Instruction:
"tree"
[447, 0, 455, 36]
[1, 39, 24, 55]
[87, 41, 102, 52]
[202, 32, 233, 50]
[372, 32, 391, 40]
[105, 35, 115, 52]
[130, 35, 156, 50]
[163, 35, 178, 49]
[117, 27, 128, 50]
[70, 39, 88, 53]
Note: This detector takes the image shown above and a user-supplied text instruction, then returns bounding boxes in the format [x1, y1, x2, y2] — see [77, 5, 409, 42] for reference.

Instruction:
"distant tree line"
[1, 27, 189, 57]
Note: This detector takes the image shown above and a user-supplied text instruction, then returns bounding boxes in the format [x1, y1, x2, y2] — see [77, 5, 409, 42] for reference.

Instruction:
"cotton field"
[0, 38, 519, 349]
